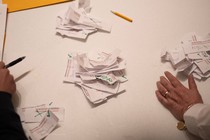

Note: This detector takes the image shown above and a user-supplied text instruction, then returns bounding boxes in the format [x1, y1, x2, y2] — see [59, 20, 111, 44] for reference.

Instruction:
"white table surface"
[4, 0, 210, 140]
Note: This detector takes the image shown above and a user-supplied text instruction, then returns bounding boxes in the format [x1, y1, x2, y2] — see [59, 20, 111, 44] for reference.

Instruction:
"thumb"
[188, 74, 197, 90]
[0, 62, 5, 69]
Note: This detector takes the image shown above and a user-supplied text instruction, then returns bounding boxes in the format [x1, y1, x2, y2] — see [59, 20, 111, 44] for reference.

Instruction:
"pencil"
[4, 56, 26, 68]
[111, 11, 133, 22]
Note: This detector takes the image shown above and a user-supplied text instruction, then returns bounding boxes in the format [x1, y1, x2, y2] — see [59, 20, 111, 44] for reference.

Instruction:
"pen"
[111, 10, 133, 22]
[4, 56, 26, 68]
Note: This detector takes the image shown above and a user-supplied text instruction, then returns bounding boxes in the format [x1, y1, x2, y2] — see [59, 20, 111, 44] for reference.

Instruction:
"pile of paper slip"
[56, 0, 111, 40]
[161, 32, 210, 80]
[17, 104, 65, 140]
[64, 49, 128, 104]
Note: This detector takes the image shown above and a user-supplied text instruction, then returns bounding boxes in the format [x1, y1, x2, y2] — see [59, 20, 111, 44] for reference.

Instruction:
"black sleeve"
[0, 92, 28, 140]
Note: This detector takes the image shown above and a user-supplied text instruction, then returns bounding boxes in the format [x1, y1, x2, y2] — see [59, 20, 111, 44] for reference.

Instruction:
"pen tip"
[21, 56, 26, 59]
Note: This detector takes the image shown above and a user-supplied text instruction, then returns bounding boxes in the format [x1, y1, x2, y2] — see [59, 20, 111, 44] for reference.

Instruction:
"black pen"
[4, 56, 26, 68]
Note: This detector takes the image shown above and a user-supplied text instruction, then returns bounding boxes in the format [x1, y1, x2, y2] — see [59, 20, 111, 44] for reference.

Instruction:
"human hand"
[0, 61, 16, 95]
[156, 71, 203, 121]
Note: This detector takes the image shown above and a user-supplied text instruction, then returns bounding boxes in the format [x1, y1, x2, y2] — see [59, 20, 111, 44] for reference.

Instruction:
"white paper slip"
[17, 105, 65, 123]
[80, 82, 125, 104]
[161, 48, 170, 61]
[195, 59, 210, 74]
[183, 64, 197, 75]
[187, 51, 210, 60]
[36, 107, 65, 122]
[0, 4, 7, 50]
[29, 110, 59, 140]
[17, 104, 46, 122]
[77, 0, 91, 12]
[168, 46, 186, 66]
[81, 80, 120, 94]
[80, 85, 114, 104]
[64, 54, 81, 83]
[194, 68, 210, 78]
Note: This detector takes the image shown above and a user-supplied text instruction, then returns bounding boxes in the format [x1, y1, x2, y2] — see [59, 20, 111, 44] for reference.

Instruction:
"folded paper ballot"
[56, 0, 111, 40]
[64, 49, 127, 104]
[161, 32, 210, 80]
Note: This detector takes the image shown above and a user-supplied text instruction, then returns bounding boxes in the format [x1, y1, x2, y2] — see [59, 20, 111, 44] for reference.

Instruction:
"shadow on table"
[12, 70, 32, 108]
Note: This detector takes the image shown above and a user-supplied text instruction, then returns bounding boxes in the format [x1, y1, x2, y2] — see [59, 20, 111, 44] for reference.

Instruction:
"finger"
[164, 71, 183, 88]
[160, 76, 174, 92]
[188, 74, 197, 90]
[156, 90, 176, 106]
[156, 90, 178, 113]
[0, 61, 5, 69]
[156, 90, 169, 107]
[156, 81, 168, 96]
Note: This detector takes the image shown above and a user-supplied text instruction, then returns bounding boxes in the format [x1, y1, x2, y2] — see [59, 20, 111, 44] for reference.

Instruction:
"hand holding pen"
[0, 56, 25, 94]
[0, 61, 16, 94]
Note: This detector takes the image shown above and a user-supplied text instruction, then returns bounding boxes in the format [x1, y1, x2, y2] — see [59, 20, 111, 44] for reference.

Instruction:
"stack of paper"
[64, 49, 127, 104]
[161, 32, 210, 80]
[17, 104, 65, 140]
[56, 0, 111, 40]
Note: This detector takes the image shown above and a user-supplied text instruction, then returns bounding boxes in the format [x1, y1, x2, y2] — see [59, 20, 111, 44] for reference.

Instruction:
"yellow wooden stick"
[111, 11, 133, 22]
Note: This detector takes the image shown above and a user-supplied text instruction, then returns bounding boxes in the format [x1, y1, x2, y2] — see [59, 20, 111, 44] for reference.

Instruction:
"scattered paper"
[161, 32, 210, 80]
[64, 49, 127, 104]
[56, 0, 111, 40]
[17, 104, 64, 140]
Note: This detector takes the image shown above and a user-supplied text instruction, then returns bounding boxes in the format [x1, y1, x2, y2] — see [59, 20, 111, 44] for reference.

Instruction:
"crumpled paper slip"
[64, 49, 128, 104]
[56, 0, 111, 40]
[161, 32, 210, 80]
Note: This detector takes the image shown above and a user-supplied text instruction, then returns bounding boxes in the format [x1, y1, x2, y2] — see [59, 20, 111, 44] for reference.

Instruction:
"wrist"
[177, 104, 196, 130]
[184, 103, 198, 115]
[177, 104, 197, 130]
